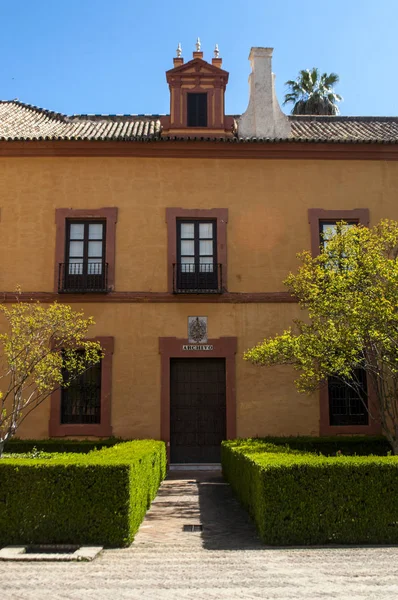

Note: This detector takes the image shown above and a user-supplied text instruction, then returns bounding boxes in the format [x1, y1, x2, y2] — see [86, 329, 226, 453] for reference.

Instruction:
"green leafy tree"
[283, 68, 342, 115]
[0, 301, 102, 456]
[245, 220, 398, 454]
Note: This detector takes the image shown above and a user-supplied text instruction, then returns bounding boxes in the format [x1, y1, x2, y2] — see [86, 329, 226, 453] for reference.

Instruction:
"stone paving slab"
[1, 470, 398, 599]
[0, 545, 103, 561]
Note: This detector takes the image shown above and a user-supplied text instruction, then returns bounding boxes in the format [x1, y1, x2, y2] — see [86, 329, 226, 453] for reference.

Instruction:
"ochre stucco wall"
[1, 157, 398, 292]
[2, 156, 398, 441]
[17, 302, 318, 440]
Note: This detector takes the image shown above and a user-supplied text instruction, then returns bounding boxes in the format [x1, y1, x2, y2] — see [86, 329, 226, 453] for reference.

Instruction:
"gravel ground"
[2, 471, 398, 600]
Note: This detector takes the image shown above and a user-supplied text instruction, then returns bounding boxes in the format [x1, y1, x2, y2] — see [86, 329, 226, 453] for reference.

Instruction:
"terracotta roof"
[1, 100, 398, 144]
[289, 115, 398, 143]
[0, 101, 161, 141]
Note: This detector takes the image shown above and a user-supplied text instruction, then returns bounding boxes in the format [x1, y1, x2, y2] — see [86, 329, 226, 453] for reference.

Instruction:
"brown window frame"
[62, 219, 107, 293]
[308, 208, 380, 434]
[49, 336, 114, 437]
[320, 378, 380, 435]
[328, 368, 369, 427]
[54, 208, 118, 293]
[60, 348, 102, 425]
[166, 208, 228, 294]
[176, 219, 218, 292]
[308, 208, 369, 257]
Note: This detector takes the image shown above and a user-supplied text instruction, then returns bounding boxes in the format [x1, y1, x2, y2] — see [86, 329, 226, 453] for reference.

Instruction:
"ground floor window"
[328, 368, 368, 426]
[320, 364, 379, 434]
[61, 356, 102, 424]
[49, 336, 113, 437]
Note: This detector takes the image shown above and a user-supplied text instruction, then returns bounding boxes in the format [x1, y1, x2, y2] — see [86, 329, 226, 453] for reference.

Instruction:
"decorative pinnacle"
[214, 44, 220, 59]
[195, 37, 201, 52]
[176, 42, 182, 58]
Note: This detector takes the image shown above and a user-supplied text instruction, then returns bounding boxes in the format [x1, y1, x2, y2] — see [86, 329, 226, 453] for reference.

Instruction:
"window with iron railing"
[59, 220, 108, 293]
[174, 219, 222, 293]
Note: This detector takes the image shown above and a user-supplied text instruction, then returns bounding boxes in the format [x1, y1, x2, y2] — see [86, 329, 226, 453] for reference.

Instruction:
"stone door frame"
[159, 336, 237, 462]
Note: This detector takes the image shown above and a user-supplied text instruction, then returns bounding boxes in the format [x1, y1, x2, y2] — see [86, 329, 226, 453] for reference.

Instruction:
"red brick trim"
[308, 208, 370, 256]
[0, 291, 296, 304]
[54, 207, 118, 292]
[319, 377, 381, 435]
[49, 336, 114, 437]
[2, 140, 398, 160]
[159, 336, 237, 462]
[166, 208, 228, 293]
[161, 57, 230, 135]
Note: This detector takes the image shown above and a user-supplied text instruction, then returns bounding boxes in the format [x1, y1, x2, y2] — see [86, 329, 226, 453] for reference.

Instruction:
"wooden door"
[170, 358, 226, 463]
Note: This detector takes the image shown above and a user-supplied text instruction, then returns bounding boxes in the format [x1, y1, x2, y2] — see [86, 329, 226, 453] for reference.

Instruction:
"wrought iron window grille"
[58, 262, 109, 293]
[328, 369, 369, 426]
[173, 263, 223, 294]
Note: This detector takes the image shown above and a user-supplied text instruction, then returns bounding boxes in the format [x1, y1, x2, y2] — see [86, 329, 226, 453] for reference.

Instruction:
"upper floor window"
[308, 208, 369, 257]
[59, 220, 108, 293]
[319, 220, 358, 251]
[166, 208, 228, 295]
[175, 219, 220, 293]
[187, 93, 207, 127]
[55, 207, 117, 294]
[319, 220, 359, 271]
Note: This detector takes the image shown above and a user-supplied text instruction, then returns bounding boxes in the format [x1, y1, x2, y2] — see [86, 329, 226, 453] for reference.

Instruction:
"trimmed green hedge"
[6, 435, 389, 456]
[222, 439, 398, 545]
[0, 440, 166, 548]
[4, 437, 122, 454]
[252, 435, 390, 456]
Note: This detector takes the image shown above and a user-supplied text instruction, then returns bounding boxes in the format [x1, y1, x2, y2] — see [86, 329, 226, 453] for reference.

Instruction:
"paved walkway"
[2, 470, 398, 599]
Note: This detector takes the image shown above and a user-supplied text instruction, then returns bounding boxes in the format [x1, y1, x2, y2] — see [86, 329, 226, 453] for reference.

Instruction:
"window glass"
[181, 223, 194, 239]
[320, 221, 356, 247]
[69, 241, 84, 257]
[181, 240, 195, 256]
[88, 259, 102, 275]
[199, 256, 214, 272]
[200, 240, 213, 256]
[199, 223, 213, 238]
[88, 241, 103, 257]
[68, 259, 83, 275]
[89, 223, 103, 239]
[70, 224, 84, 239]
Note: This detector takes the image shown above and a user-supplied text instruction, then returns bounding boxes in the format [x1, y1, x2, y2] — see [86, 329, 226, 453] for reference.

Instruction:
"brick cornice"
[2, 140, 398, 160]
[0, 291, 297, 303]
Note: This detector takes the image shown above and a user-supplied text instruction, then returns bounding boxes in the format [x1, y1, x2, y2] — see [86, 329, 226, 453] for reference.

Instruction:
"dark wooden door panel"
[170, 358, 226, 463]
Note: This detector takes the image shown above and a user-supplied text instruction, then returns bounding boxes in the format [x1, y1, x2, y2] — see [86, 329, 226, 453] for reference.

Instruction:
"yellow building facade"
[1, 47, 397, 461]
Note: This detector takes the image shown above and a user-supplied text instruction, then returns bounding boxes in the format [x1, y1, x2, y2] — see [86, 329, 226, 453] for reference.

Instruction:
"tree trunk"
[0, 439, 5, 458]
[392, 436, 398, 456]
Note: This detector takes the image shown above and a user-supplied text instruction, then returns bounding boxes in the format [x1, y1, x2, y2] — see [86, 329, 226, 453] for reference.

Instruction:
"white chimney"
[238, 47, 291, 139]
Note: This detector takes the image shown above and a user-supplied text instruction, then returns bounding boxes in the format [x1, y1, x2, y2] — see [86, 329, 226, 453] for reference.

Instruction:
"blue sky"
[0, 0, 396, 117]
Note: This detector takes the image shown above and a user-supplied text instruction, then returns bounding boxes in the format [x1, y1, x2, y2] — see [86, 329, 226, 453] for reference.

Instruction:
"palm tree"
[283, 68, 342, 115]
